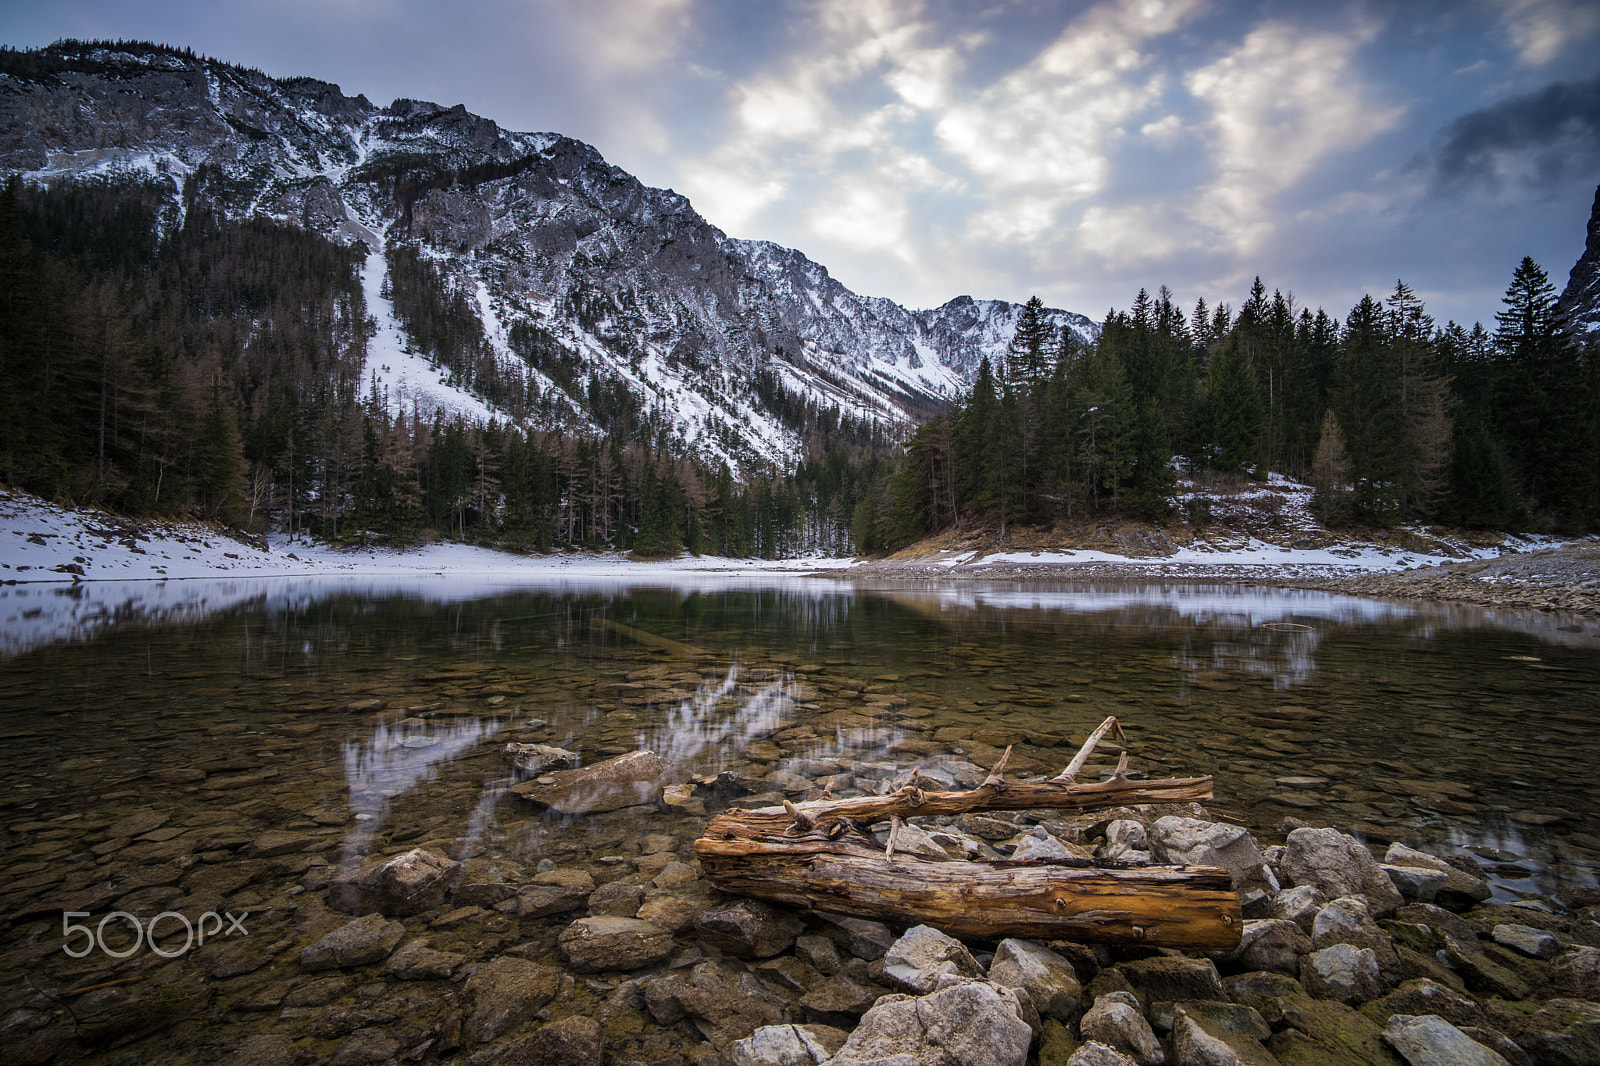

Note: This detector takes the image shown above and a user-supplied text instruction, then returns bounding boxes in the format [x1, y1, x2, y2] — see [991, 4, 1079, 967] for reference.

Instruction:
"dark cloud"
[1423, 74, 1600, 194]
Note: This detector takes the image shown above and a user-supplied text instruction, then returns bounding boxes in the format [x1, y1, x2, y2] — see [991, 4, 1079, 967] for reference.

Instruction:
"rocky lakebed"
[5, 741, 1600, 1066]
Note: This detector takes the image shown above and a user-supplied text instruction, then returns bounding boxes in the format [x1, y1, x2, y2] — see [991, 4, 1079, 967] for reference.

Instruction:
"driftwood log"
[693, 717, 1242, 951]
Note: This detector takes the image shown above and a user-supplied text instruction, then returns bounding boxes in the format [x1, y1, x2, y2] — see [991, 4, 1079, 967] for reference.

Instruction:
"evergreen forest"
[1, 174, 1596, 559]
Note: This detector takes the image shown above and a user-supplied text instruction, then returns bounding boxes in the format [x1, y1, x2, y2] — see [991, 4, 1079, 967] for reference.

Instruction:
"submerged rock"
[462, 957, 562, 1045]
[498, 1015, 603, 1066]
[558, 915, 674, 973]
[503, 742, 580, 776]
[330, 848, 460, 917]
[300, 913, 405, 971]
[694, 899, 805, 960]
[512, 750, 680, 814]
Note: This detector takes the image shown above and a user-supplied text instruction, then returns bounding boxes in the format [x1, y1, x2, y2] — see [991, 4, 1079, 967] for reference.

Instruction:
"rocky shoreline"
[843, 542, 1600, 619]
[1283, 544, 1600, 617]
[11, 768, 1598, 1066]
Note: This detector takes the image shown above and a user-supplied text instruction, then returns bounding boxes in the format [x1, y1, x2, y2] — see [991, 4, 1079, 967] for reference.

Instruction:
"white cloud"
[564, 0, 695, 76]
[807, 179, 910, 254]
[935, 0, 1205, 240]
[1494, 0, 1600, 65]
[677, 161, 787, 235]
[1184, 20, 1402, 252]
[677, 0, 967, 248]
[1140, 114, 1183, 141]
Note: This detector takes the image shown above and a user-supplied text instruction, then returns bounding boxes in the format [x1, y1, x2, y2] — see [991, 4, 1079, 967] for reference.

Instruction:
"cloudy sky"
[5, 0, 1599, 328]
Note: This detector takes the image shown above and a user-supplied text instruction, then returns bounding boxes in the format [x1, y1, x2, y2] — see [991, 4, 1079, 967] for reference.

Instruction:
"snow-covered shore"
[0, 485, 1551, 587]
[3, 487, 1596, 657]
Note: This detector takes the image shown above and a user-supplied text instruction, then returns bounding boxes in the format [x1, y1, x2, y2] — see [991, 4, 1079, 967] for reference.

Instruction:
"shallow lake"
[1, 574, 1597, 1059]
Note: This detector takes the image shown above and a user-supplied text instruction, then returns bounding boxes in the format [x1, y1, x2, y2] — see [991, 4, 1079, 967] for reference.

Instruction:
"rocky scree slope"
[0, 42, 1095, 468]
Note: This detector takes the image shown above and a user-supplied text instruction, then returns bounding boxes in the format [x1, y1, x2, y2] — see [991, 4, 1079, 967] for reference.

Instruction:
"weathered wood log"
[694, 820, 1241, 949]
[601, 618, 709, 658]
[691, 716, 1242, 949]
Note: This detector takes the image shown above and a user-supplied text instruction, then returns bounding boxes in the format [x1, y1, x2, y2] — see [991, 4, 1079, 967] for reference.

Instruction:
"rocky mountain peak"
[1, 39, 1096, 469]
[1557, 183, 1600, 337]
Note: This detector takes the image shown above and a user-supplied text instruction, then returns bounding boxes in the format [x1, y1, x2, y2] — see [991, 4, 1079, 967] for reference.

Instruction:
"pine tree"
[1493, 257, 1594, 526]
[1197, 330, 1264, 474]
[1006, 296, 1053, 387]
[953, 356, 1001, 518]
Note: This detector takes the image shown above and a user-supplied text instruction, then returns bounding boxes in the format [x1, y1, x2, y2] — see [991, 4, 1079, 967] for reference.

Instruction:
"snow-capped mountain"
[0, 42, 1095, 469]
[1558, 184, 1600, 337]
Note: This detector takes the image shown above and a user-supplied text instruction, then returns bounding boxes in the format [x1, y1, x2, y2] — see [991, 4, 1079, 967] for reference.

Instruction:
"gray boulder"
[882, 924, 985, 994]
[1264, 884, 1325, 933]
[1117, 956, 1227, 1006]
[1444, 935, 1533, 1000]
[1383, 843, 1490, 910]
[1066, 1044, 1142, 1066]
[1381, 1014, 1512, 1066]
[1149, 817, 1277, 908]
[1170, 1007, 1244, 1066]
[1099, 819, 1153, 863]
[1080, 991, 1165, 1066]
[1381, 863, 1451, 904]
[825, 981, 1033, 1066]
[1491, 923, 1561, 960]
[1302, 943, 1384, 1004]
[878, 819, 956, 860]
[1550, 946, 1600, 999]
[1281, 828, 1403, 917]
[1311, 896, 1401, 983]
[1219, 918, 1307, 977]
[1010, 827, 1088, 861]
[820, 914, 895, 960]
[988, 938, 1081, 1022]
[729, 1024, 847, 1066]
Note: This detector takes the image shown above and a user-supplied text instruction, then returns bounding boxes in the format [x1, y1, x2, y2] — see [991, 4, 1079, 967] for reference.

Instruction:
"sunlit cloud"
[1494, 0, 1600, 66]
[1184, 20, 1402, 252]
[807, 179, 911, 255]
[937, 0, 1204, 242]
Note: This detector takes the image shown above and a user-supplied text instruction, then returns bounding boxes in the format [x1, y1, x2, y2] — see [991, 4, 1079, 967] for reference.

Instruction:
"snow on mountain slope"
[1, 42, 1098, 469]
[361, 246, 501, 425]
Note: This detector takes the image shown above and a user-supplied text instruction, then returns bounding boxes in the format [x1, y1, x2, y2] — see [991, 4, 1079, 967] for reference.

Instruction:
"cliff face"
[1558, 184, 1600, 338]
[1, 42, 1094, 468]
